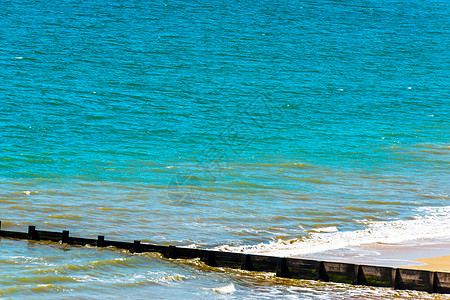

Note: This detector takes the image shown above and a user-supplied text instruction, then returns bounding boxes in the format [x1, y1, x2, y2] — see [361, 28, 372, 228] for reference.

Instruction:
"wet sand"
[406, 255, 450, 272]
[294, 239, 450, 271]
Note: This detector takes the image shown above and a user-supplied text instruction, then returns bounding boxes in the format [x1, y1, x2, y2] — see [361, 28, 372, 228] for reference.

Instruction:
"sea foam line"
[214, 206, 450, 257]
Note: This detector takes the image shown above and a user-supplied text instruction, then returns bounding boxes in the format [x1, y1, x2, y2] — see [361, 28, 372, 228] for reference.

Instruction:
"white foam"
[208, 283, 236, 294]
[22, 190, 39, 195]
[311, 226, 339, 233]
[215, 206, 450, 257]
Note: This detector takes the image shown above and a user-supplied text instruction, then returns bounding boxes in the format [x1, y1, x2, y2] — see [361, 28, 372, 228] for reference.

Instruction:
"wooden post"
[392, 268, 401, 290]
[318, 261, 329, 281]
[97, 236, 105, 247]
[62, 230, 69, 243]
[353, 265, 363, 285]
[429, 271, 436, 293]
[0, 221, 2, 231]
[205, 251, 217, 267]
[241, 254, 254, 271]
[28, 226, 37, 240]
[133, 240, 141, 253]
[276, 257, 291, 278]
[168, 245, 177, 259]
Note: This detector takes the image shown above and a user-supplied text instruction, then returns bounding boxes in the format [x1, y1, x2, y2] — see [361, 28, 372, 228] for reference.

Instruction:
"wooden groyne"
[0, 221, 448, 294]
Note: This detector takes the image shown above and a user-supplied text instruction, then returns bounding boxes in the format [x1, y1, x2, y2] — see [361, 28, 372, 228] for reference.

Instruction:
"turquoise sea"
[1, 0, 449, 298]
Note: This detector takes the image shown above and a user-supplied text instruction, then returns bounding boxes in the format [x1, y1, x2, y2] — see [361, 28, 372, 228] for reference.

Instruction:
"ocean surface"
[1, 0, 449, 298]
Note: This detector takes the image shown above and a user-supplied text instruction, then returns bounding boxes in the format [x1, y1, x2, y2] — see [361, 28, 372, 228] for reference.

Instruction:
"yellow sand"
[406, 255, 450, 272]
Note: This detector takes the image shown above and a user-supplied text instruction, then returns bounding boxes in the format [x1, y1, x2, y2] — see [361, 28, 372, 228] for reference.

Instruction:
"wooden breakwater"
[0, 222, 448, 294]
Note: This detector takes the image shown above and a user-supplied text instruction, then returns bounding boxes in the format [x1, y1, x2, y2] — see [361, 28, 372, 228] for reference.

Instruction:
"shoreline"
[1, 226, 449, 295]
[405, 255, 450, 272]
[293, 238, 450, 272]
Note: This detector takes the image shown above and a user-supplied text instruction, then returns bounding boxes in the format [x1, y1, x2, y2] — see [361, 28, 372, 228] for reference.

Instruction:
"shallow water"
[1, 0, 449, 298]
[0, 239, 446, 299]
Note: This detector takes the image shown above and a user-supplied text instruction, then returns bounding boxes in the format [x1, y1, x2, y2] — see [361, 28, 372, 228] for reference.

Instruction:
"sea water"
[0, 0, 449, 298]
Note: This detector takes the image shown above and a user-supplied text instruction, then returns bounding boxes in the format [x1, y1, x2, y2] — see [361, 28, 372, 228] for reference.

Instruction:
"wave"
[214, 206, 450, 257]
[205, 283, 236, 294]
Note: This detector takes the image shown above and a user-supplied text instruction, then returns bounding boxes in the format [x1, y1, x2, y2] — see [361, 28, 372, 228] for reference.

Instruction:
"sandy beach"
[294, 239, 450, 272]
[406, 255, 450, 272]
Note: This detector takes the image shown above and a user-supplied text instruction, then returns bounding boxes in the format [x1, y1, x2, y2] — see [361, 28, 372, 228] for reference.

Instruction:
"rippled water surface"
[1, 0, 449, 298]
